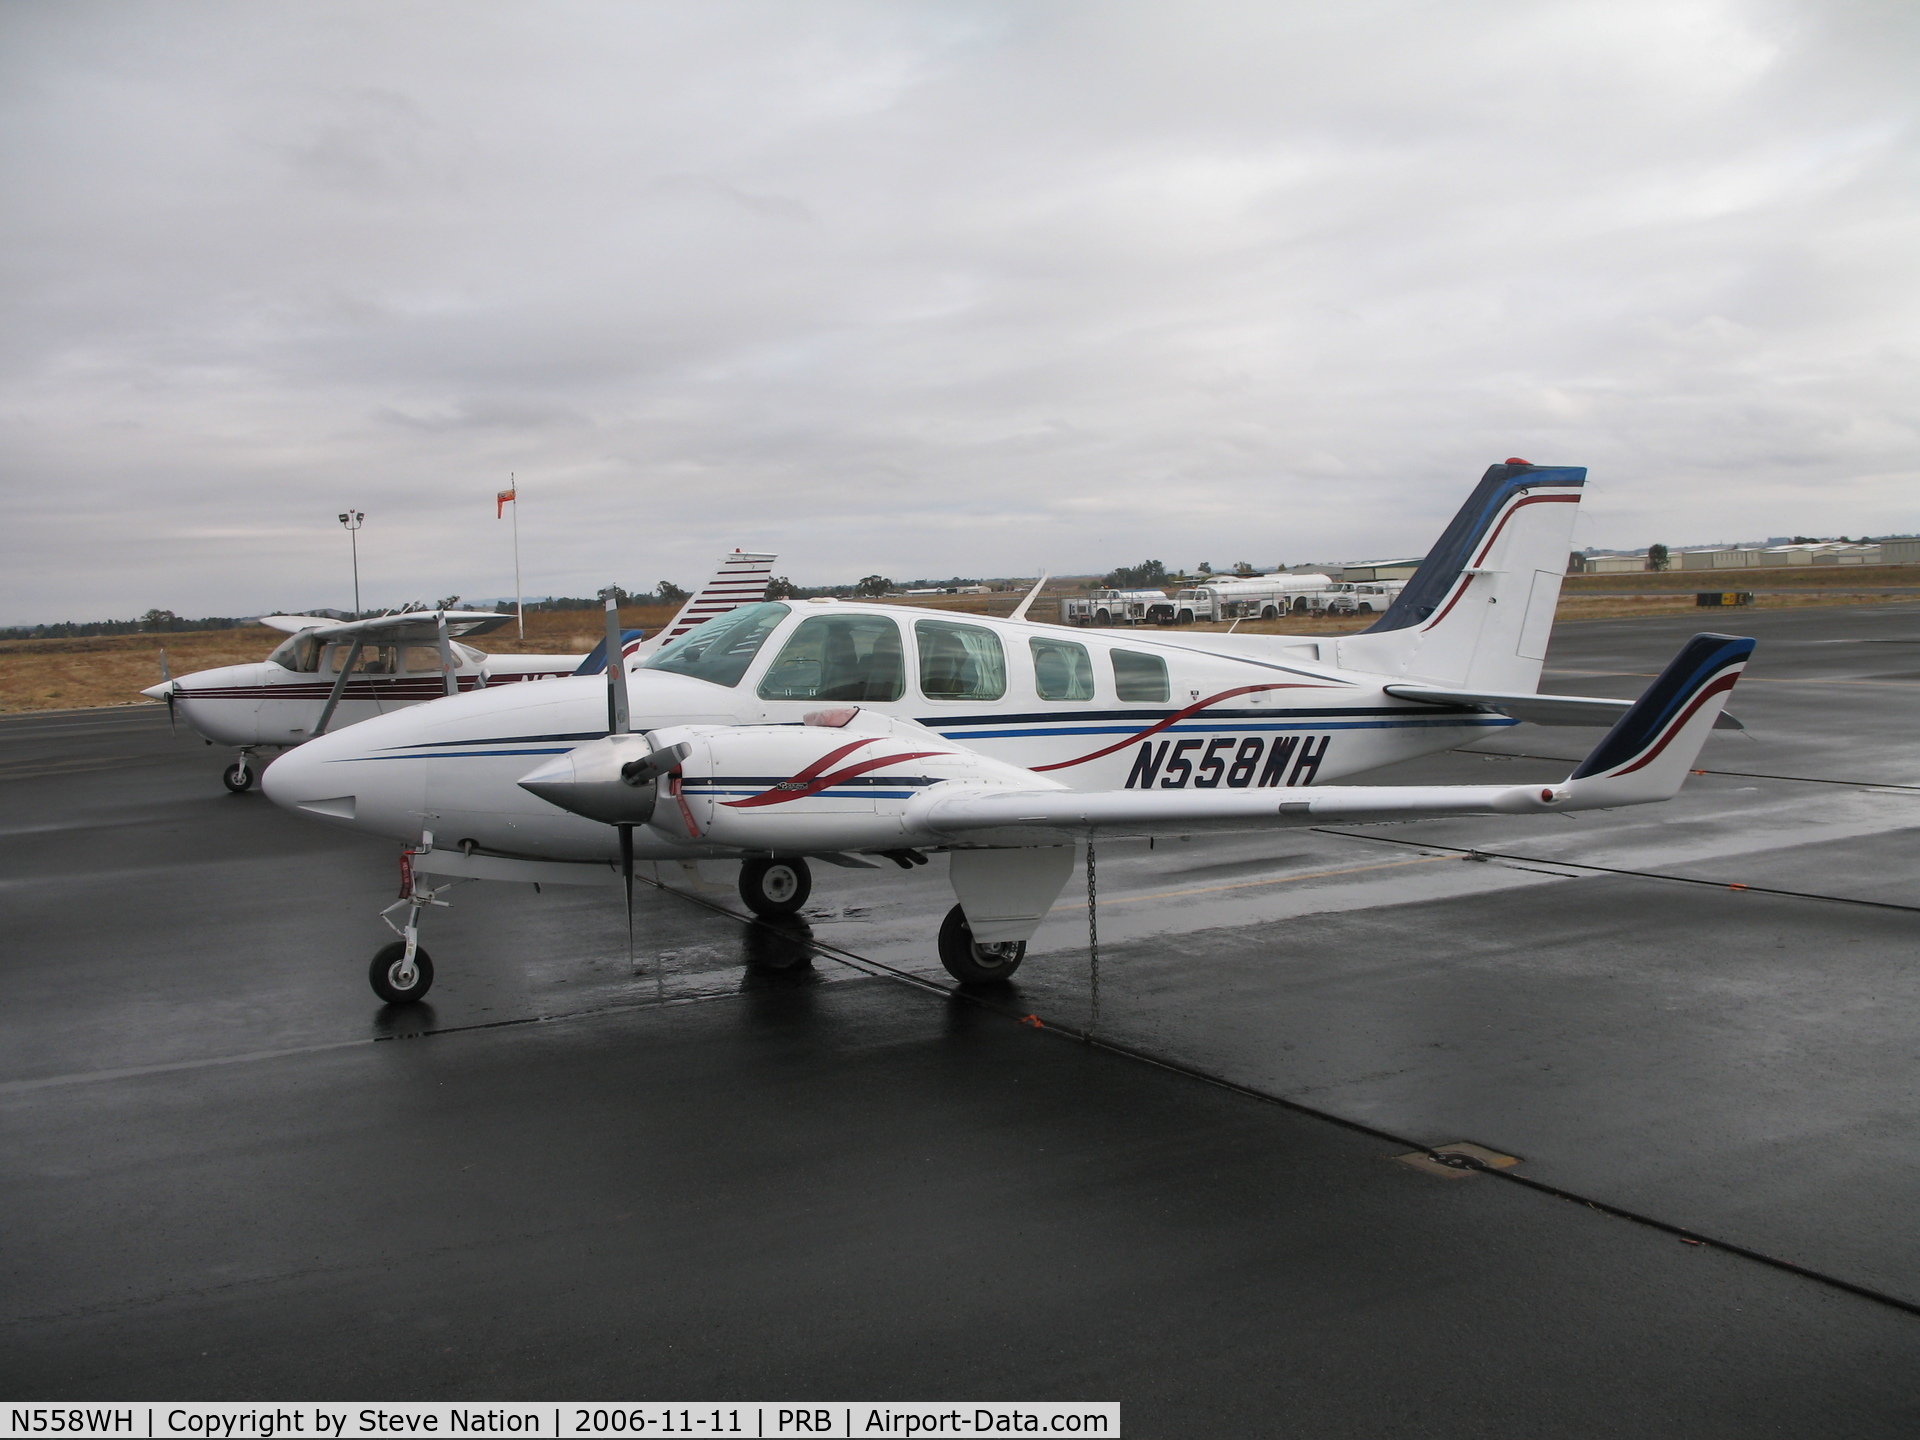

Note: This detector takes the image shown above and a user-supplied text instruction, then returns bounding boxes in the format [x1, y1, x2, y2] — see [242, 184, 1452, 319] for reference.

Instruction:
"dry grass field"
[4, 574, 1915, 714]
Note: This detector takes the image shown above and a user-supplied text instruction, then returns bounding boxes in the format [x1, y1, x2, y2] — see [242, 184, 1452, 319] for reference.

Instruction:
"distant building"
[1679, 542, 1885, 569]
[1582, 554, 1650, 574]
[1337, 557, 1424, 582]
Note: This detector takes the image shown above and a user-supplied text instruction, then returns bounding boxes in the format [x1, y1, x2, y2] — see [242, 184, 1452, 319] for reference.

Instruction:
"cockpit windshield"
[641, 602, 790, 688]
[266, 634, 323, 672]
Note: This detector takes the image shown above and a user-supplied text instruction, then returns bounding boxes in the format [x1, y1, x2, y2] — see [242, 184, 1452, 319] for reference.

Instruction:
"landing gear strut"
[738, 856, 812, 917]
[370, 841, 453, 1004]
[938, 904, 1026, 985]
[222, 750, 256, 793]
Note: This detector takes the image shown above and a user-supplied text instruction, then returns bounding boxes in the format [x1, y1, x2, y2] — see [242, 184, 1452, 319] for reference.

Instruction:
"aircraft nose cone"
[261, 746, 358, 822]
[140, 682, 172, 701]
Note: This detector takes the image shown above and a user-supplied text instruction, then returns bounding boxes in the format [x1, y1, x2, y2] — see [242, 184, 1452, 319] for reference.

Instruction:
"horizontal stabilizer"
[1385, 683, 1742, 730]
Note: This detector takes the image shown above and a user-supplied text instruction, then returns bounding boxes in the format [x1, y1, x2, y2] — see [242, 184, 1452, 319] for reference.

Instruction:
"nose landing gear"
[371, 839, 456, 1004]
[370, 941, 435, 1004]
[222, 749, 257, 792]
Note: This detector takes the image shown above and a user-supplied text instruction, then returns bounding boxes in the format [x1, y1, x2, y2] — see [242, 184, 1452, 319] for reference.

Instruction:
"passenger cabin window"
[642, 602, 790, 688]
[759, 615, 905, 702]
[401, 645, 447, 674]
[916, 619, 1006, 701]
[1111, 649, 1169, 702]
[267, 635, 323, 673]
[1029, 636, 1094, 701]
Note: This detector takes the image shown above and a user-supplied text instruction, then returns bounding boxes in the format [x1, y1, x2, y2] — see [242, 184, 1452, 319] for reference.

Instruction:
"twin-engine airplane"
[144, 552, 776, 791]
[260, 463, 1752, 1004]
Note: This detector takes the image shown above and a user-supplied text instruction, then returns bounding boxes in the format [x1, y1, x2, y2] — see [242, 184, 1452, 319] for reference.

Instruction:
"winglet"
[1565, 633, 1754, 805]
[1009, 573, 1049, 623]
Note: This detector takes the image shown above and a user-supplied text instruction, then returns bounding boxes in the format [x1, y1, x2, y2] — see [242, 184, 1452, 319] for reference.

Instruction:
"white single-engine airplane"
[145, 552, 776, 791]
[261, 463, 1753, 1004]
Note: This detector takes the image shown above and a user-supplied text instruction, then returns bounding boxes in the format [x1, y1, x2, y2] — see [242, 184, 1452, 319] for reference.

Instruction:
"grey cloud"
[1, 0, 1916, 622]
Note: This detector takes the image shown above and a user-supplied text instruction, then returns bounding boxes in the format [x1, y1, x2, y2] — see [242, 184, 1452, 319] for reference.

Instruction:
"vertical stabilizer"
[632, 550, 777, 654]
[1335, 461, 1584, 691]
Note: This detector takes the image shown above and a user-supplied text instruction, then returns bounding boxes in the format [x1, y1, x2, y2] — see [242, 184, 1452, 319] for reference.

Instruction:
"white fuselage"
[263, 600, 1509, 865]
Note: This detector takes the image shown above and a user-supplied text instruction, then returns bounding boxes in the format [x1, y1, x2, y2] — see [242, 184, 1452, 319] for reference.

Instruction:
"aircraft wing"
[257, 610, 514, 643]
[1383, 683, 1742, 730]
[912, 780, 1548, 843]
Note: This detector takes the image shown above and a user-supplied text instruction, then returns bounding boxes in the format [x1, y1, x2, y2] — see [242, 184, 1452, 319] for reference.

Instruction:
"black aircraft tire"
[937, 904, 1027, 985]
[369, 942, 434, 1004]
[739, 856, 812, 917]
[222, 763, 254, 793]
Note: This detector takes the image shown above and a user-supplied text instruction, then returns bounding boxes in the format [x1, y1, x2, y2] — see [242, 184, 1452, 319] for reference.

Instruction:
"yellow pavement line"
[1051, 853, 1453, 910]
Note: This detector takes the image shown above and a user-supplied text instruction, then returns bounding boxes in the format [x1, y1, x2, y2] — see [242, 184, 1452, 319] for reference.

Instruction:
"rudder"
[1335, 460, 1585, 691]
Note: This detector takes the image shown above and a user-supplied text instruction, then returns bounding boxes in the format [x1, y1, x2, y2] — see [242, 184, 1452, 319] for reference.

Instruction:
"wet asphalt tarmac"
[3, 604, 1919, 1434]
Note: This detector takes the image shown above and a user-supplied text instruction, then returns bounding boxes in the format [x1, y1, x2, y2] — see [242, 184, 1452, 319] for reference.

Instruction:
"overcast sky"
[2, 0, 1914, 623]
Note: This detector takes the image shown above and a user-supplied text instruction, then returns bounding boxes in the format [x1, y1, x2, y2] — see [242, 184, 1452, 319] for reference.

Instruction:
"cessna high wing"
[259, 462, 1753, 1004]
[143, 551, 776, 791]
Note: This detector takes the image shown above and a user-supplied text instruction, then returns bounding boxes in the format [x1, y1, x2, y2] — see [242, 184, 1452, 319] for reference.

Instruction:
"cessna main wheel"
[739, 856, 812, 917]
[369, 941, 434, 1004]
[937, 904, 1026, 985]
[222, 762, 254, 793]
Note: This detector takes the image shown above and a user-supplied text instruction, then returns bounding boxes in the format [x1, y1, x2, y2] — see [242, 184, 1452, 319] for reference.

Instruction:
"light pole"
[338, 510, 365, 615]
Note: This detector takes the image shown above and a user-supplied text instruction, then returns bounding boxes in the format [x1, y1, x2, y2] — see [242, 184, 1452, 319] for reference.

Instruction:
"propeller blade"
[601, 589, 632, 736]
[159, 649, 177, 732]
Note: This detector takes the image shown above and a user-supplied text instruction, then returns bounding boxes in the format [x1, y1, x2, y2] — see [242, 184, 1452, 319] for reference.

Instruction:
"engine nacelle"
[520, 709, 1062, 853]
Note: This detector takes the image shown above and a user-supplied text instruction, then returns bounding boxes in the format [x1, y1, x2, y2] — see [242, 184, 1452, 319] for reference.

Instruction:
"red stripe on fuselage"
[722, 749, 945, 808]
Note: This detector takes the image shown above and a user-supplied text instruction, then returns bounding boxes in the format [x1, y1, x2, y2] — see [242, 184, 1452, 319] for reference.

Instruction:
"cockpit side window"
[759, 614, 905, 702]
[1029, 636, 1094, 701]
[642, 602, 791, 688]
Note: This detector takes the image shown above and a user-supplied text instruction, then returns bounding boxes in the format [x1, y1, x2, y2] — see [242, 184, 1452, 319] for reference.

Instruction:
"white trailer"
[1170, 574, 1334, 624]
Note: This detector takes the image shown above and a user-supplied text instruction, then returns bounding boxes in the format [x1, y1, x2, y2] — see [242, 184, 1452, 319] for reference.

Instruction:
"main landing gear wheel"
[739, 856, 812, 917]
[938, 904, 1026, 985]
[369, 941, 434, 1004]
[222, 762, 254, 793]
